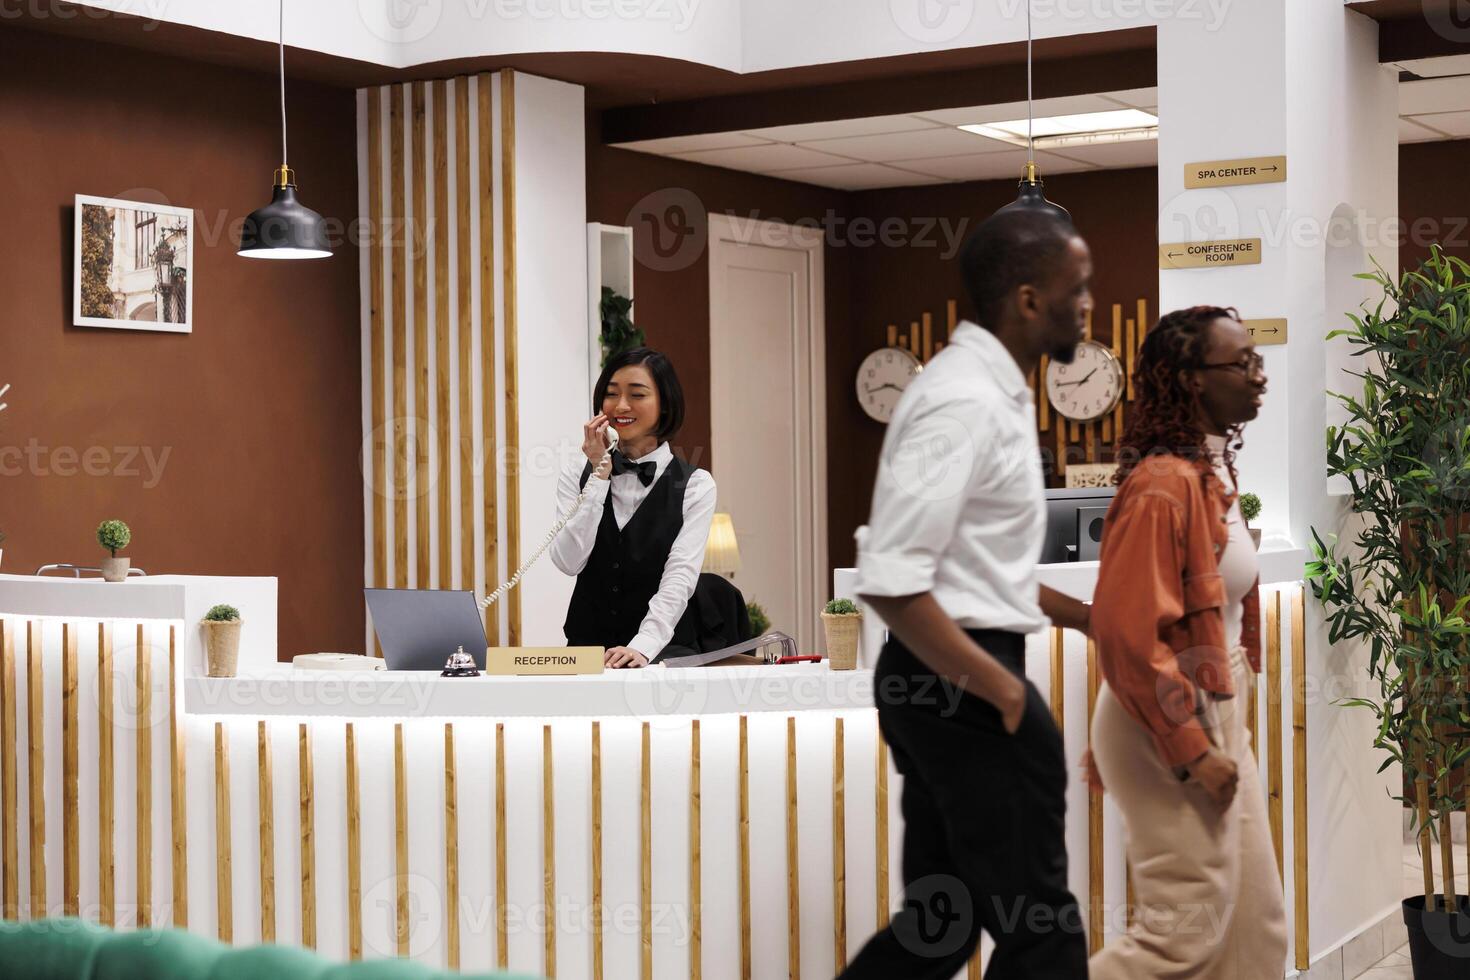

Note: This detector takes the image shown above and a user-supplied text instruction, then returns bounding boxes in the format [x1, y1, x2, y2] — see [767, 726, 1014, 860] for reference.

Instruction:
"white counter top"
[184, 662, 876, 720]
[0, 573, 279, 673]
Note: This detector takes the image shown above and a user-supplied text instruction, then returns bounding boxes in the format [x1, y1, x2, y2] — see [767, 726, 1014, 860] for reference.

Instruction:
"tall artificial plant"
[599, 287, 644, 367]
[1307, 246, 1470, 913]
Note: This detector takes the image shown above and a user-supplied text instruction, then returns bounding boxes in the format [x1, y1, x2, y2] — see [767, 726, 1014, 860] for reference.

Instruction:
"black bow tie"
[611, 451, 657, 487]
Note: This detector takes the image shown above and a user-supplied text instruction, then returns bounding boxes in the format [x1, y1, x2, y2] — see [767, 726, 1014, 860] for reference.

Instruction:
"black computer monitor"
[1041, 487, 1117, 564]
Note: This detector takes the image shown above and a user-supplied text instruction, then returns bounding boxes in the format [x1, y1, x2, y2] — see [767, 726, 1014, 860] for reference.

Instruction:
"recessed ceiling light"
[960, 109, 1158, 150]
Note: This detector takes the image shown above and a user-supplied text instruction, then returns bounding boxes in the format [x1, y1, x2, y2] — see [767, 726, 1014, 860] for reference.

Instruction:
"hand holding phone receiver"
[481, 418, 622, 612]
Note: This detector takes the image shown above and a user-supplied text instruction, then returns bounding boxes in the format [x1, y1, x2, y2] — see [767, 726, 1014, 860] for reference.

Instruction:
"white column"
[512, 74, 591, 646]
[1158, 4, 1400, 965]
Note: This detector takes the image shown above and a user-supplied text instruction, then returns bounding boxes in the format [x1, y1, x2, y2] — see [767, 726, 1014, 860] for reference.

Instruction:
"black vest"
[562, 455, 700, 655]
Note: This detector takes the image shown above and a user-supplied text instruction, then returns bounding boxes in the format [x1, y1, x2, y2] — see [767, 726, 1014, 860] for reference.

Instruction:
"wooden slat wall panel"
[1049, 628, 1064, 728]
[299, 724, 316, 949]
[640, 721, 652, 980]
[445, 724, 460, 970]
[1, 621, 16, 919]
[169, 626, 187, 927]
[832, 718, 846, 974]
[785, 717, 801, 980]
[689, 720, 701, 980]
[135, 625, 151, 926]
[61, 624, 78, 917]
[433, 78, 452, 591]
[412, 80, 430, 590]
[27, 622, 46, 917]
[368, 86, 387, 623]
[98, 624, 114, 926]
[368, 72, 508, 641]
[394, 723, 409, 956]
[592, 721, 605, 980]
[1087, 638, 1102, 954]
[477, 71, 500, 645]
[543, 725, 556, 977]
[495, 722, 507, 968]
[499, 68, 522, 645]
[874, 733, 888, 931]
[738, 715, 751, 980]
[455, 76, 474, 595]
[1267, 591, 1285, 877]
[1291, 591, 1309, 970]
[258, 721, 276, 942]
[346, 724, 363, 960]
[215, 723, 233, 942]
[390, 82, 409, 590]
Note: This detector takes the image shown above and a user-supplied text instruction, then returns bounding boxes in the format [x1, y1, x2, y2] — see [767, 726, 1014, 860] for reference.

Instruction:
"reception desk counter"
[0, 574, 886, 980]
[0, 552, 1326, 979]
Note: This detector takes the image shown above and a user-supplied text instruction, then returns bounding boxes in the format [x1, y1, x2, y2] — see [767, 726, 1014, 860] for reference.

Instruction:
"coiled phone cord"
[481, 430, 618, 611]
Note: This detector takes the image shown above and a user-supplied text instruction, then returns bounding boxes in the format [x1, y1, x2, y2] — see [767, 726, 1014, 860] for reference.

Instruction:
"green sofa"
[0, 919, 543, 980]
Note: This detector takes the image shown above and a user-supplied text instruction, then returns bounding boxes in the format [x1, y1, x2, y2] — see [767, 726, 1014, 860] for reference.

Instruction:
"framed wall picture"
[73, 194, 194, 333]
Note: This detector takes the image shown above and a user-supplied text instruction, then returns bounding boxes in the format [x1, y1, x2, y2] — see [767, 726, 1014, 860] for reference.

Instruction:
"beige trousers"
[1088, 648, 1289, 980]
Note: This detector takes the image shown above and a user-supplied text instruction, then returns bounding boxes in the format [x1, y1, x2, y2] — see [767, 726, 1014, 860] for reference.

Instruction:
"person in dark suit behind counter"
[551, 347, 717, 668]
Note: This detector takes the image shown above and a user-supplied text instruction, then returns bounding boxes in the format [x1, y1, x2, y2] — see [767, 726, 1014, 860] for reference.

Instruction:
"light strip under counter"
[184, 663, 877, 721]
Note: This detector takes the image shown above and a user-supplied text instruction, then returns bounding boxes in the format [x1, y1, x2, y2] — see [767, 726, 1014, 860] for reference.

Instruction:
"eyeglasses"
[1199, 352, 1265, 377]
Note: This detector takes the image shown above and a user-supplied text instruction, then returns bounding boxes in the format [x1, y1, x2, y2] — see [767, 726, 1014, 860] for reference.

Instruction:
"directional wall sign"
[1243, 318, 1288, 347]
[1184, 155, 1287, 188]
[1159, 239, 1263, 269]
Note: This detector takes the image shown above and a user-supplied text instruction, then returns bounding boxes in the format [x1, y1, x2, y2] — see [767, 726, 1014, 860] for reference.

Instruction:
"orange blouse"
[1090, 453, 1262, 768]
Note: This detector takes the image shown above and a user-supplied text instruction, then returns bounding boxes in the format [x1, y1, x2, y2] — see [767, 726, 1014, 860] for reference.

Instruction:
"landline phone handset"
[480, 426, 618, 611]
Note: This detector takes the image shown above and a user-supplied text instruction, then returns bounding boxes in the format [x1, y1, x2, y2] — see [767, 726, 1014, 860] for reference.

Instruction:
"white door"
[708, 215, 827, 654]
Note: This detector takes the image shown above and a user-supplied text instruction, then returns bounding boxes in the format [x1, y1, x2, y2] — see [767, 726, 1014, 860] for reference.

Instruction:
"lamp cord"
[278, 0, 287, 168]
[1026, 0, 1033, 161]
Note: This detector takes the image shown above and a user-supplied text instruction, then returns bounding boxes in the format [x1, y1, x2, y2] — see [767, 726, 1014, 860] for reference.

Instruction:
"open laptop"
[365, 588, 489, 670]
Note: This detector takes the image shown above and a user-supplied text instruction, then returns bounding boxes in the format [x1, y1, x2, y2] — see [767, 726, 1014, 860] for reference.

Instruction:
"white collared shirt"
[550, 441, 718, 658]
[855, 321, 1048, 633]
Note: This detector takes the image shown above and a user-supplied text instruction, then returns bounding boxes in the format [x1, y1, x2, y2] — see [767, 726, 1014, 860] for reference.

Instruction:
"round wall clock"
[1046, 341, 1124, 422]
[856, 347, 922, 423]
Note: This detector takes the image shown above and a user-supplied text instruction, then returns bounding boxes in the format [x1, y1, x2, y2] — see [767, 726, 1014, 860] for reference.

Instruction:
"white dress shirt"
[550, 441, 718, 658]
[855, 321, 1048, 633]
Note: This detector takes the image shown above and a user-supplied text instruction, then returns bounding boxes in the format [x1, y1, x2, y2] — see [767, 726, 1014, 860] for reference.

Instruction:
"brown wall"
[586, 121, 853, 475]
[1399, 139, 1470, 272]
[0, 27, 363, 659]
[832, 167, 1161, 567]
[588, 121, 1161, 575]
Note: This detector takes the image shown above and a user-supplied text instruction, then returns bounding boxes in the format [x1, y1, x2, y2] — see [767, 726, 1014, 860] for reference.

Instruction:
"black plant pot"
[1404, 895, 1470, 978]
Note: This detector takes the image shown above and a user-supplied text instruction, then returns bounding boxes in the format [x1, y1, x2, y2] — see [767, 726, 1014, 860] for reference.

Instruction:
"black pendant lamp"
[992, 0, 1071, 224]
[238, 0, 331, 259]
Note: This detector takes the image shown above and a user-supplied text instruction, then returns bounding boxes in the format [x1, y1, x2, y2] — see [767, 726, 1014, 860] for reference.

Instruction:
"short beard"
[1050, 340, 1079, 364]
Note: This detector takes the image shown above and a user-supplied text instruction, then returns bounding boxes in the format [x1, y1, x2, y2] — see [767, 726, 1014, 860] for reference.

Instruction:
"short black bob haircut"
[959, 209, 1078, 332]
[593, 347, 686, 442]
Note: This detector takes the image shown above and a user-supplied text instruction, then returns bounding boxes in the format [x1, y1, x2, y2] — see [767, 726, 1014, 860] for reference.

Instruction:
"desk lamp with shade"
[702, 513, 741, 579]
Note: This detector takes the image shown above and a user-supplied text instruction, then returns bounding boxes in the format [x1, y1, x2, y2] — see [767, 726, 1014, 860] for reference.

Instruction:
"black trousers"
[840, 629, 1088, 979]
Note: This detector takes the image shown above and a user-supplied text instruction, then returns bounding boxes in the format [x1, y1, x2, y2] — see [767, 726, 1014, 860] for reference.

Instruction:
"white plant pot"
[100, 556, 130, 583]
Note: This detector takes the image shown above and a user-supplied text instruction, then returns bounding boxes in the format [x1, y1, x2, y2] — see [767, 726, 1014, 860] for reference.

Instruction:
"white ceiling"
[612, 69, 1470, 191]
[611, 92, 1155, 191]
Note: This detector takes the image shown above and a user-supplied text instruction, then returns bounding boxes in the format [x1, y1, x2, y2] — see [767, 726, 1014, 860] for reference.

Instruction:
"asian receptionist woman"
[551, 348, 717, 668]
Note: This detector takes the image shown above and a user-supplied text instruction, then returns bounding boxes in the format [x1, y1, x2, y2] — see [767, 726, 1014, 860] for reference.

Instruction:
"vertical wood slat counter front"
[0, 572, 882, 980]
[0, 555, 1311, 979]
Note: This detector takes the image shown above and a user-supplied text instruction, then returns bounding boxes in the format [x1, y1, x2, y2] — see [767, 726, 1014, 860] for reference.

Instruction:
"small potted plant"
[1238, 492, 1262, 550]
[201, 604, 243, 678]
[822, 598, 863, 671]
[96, 519, 132, 582]
[746, 600, 771, 638]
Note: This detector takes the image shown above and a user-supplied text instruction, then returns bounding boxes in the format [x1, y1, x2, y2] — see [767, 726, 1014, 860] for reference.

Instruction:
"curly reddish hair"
[1117, 305, 1244, 489]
